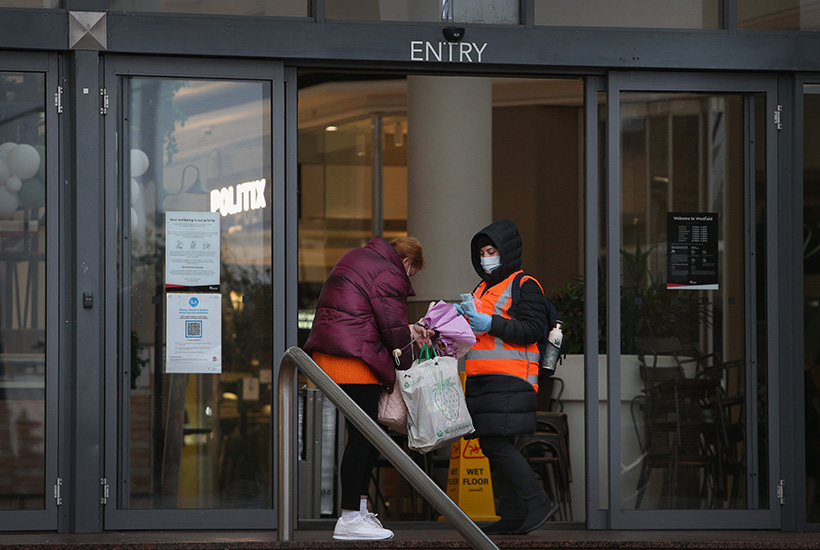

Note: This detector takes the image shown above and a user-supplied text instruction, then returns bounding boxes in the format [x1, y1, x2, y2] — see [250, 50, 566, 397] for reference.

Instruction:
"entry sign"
[667, 212, 719, 290]
[166, 293, 222, 373]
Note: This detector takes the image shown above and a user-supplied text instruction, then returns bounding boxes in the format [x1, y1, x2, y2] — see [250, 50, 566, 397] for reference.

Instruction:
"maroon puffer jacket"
[304, 236, 415, 390]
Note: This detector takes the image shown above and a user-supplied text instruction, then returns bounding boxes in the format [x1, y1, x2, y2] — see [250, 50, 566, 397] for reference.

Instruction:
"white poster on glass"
[165, 211, 220, 291]
[166, 293, 222, 373]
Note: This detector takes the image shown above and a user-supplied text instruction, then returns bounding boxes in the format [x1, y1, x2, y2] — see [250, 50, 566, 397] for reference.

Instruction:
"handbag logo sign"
[437, 422, 474, 440]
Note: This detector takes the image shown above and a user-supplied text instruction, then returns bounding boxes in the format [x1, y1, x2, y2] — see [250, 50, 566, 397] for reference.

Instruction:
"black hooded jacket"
[465, 219, 547, 438]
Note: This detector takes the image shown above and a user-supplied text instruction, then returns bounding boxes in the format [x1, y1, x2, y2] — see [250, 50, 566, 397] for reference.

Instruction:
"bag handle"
[419, 343, 438, 361]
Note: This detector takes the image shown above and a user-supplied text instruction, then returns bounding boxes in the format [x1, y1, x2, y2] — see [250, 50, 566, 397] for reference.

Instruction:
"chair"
[632, 337, 721, 509]
[538, 376, 565, 412]
[516, 410, 573, 520]
[695, 359, 747, 507]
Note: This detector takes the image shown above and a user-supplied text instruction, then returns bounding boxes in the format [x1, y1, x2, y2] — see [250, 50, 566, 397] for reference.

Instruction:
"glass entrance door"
[606, 73, 780, 528]
[0, 55, 59, 531]
[103, 58, 289, 529]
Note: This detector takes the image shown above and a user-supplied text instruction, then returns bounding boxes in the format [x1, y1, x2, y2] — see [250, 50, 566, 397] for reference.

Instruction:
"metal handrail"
[277, 346, 498, 550]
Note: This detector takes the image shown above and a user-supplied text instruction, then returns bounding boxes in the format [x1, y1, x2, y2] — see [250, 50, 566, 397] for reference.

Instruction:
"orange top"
[312, 352, 380, 385]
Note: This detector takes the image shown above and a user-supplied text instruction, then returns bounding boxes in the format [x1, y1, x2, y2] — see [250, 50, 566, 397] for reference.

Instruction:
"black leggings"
[338, 384, 382, 511]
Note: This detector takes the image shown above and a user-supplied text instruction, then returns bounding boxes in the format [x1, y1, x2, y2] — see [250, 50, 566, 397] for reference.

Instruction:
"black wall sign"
[667, 212, 719, 290]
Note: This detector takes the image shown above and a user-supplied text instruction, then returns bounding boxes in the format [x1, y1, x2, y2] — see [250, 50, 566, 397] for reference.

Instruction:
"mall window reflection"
[121, 77, 272, 509]
[107, 0, 307, 16]
[803, 85, 820, 522]
[0, 1, 59, 7]
[534, 0, 719, 29]
[325, 0, 518, 23]
[739, 1, 820, 30]
[618, 92, 767, 511]
[0, 72, 47, 511]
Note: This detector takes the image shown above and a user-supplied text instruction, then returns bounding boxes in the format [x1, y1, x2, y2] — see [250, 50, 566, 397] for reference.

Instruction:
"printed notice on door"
[165, 212, 220, 291]
[667, 212, 719, 290]
[166, 293, 222, 373]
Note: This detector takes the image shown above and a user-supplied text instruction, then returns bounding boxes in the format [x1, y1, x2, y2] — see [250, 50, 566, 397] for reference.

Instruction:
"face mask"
[481, 255, 502, 274]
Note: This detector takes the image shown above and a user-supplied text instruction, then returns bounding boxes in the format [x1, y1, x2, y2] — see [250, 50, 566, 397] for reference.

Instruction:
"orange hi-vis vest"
[464, 270, 540, 390]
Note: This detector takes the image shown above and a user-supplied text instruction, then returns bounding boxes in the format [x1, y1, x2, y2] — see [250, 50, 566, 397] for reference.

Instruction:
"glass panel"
[598, 92, 609, 510]
[804, 84, 820, 522]
[0, 0, 59, 6]
[108, 0, 307, 17]
[619, 92, 767, 510]
[326, 0, 519, 23]
[121, 78, 272, 509]
[534, 0, 720, 29]
[297, 116, 378, 347]
[0, 71, 47, 510]
[739, 1, 820, 30]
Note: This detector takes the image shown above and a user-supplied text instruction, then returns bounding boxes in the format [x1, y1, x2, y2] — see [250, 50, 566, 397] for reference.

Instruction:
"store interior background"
[295, 74, 586, 520]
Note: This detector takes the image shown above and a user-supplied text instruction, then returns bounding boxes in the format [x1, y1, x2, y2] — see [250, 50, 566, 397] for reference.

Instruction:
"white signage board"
[166, 293, 222, 373]
[165, 212, 220, 291]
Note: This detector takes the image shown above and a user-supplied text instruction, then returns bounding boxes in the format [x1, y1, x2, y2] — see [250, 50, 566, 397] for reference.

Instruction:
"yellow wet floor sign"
[443, 437, 499, 521]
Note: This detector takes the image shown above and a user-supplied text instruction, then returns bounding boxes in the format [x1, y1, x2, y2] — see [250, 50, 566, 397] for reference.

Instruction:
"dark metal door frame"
[605, 71, 781, 530]
[0, 52, 61, 532]
[101, 55, 288, 530]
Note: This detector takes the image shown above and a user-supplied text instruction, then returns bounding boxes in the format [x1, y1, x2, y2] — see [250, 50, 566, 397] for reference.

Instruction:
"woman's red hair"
[389, 237, 425, 271]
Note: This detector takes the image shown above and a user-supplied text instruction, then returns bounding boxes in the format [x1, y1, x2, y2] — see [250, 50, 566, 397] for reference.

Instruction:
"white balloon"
[7, 144, 41, 180]
[5, 176, 22, 193]
[0, 159, 9, 186]
[131, 149, 149, 178]
[0, 186, 19, 218]
[131, 207, 139, 233]
[131, 178, 141, 204]
[35, 145, 46, 181]
[0, 142, 16, 160]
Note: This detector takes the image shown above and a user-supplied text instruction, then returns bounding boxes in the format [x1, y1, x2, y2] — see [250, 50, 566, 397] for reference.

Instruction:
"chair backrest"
[537, 376, 564, 412]
[635, 336, 688, 369]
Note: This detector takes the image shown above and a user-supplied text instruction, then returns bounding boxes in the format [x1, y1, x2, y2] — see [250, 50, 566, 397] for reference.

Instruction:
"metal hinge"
[100, 478, 109, 505]
[53, 478, 62, 506]
[777, 478, 785, 505]
[100, 88, 109, 115]
[774, 104, 782, 130]
[54, 86, 63, 114]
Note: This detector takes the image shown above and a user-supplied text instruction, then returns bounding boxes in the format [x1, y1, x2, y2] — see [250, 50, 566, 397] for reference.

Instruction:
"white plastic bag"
[377, 384, 408, 434]
[398, 347, 474, 453]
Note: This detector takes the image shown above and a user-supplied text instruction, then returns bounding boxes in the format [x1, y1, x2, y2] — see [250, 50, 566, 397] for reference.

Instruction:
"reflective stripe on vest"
[464, 270, 540, 387]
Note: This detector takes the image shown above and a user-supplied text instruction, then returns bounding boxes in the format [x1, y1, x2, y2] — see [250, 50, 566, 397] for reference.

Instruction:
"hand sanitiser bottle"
[542, 320, 563, 375]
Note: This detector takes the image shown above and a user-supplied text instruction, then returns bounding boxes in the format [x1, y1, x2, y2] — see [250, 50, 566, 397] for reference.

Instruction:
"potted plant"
[547, 242, 712, 357]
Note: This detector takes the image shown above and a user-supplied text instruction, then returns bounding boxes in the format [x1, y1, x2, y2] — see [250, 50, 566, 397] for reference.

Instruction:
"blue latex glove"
[466, 310, 492, 333]
[454, 302, 465, 315]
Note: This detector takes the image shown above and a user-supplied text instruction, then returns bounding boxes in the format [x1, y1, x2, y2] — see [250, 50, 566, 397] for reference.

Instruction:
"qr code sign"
[186, 320, 203, 338]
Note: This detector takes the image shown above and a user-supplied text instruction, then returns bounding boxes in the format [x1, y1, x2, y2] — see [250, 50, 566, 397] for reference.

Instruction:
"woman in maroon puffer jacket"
[304, 235, 431, 541]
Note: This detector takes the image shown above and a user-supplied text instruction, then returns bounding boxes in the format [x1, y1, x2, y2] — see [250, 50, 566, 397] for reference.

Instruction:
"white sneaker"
[362, 512, 385, 528]
[332, 514, 394, 540]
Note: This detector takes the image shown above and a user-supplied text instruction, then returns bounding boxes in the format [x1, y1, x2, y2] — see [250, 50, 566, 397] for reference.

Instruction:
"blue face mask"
[480, 255, 501, 274]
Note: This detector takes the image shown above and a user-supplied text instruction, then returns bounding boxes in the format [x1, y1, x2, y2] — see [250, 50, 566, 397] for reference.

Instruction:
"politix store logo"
[410, 38, 488, 63]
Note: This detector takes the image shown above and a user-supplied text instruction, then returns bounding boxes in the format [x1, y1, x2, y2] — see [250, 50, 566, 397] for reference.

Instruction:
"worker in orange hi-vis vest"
[457, 219, 559, 536]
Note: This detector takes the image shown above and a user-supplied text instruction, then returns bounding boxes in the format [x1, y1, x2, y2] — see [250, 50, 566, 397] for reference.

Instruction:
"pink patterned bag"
[377, 384, 408, 434]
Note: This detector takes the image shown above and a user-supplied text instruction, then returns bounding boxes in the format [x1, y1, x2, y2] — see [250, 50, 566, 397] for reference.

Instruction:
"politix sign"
[410, 40, 488, 63]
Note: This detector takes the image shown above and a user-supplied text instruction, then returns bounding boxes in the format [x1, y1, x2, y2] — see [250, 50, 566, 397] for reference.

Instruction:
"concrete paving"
[2, 525, 820, 550]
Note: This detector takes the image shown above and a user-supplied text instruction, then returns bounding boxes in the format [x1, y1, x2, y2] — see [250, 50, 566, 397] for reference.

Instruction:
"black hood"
[470, 219, 523, 287]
